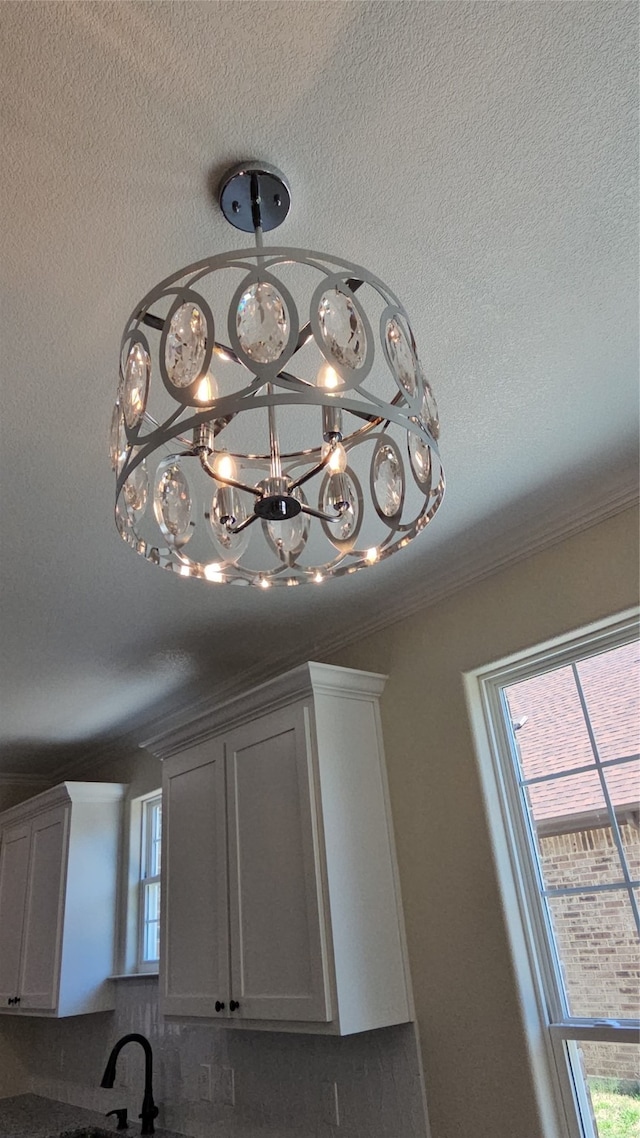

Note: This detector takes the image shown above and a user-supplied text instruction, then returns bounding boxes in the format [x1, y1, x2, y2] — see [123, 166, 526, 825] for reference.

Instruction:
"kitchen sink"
[54, 1130, 116, 1138]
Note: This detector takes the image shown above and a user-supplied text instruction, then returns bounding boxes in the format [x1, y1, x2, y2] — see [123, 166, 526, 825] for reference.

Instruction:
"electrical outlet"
[219, 1066, 235, 1107]
[321, 1081, 340, 1126]
[198, 1063, 212, 1102]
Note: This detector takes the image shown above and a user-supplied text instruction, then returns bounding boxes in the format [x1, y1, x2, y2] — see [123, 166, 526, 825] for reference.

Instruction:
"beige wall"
[0, 784, 51, 813]
[0, 507, 636, 1132]
[326, 505, 639, 1138]
[89, 745, 162, 798]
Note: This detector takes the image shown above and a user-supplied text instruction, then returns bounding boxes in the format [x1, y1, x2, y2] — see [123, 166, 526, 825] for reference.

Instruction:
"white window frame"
[138, 793, 162, 972]
[464, 607, 639, 1138]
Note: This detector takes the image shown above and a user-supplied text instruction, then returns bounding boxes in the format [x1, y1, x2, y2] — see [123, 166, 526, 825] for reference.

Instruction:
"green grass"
[591, 1090, 640, 1138]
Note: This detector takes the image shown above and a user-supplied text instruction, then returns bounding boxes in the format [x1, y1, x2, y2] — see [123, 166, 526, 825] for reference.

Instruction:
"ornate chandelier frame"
[110, 162, 444, 587]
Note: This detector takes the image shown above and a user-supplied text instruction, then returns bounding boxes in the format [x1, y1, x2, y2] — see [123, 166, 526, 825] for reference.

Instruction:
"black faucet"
[101, 1033, 159, 1135]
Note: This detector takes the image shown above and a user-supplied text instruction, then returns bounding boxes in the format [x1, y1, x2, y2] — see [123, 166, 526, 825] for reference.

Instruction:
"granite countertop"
[0, 1095, 186, 1138]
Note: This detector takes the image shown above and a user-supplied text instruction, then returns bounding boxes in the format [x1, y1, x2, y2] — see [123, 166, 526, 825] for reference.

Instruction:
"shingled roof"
[505, 640, 639, 823]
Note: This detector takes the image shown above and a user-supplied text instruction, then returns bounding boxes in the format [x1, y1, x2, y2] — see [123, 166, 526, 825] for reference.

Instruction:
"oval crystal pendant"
[385, 316, 418, 397]
[322, 471, 359, 542]
[318, 288, 366, 369]
[122, 342, 150, 427]
[109, 404, 128, 472]
[237, 281, 289, 363]
[115, 497, 133, 541]
[373, 443, 403, 517]
[266, 489, 308, 559]
[408, 432, 432, 488]
[153, 458, 192, 543]
[123, 460, 149, 518]
[165, 303, 207, 388]
[420, 376, 440, 440]
[209, 487, 249, 561]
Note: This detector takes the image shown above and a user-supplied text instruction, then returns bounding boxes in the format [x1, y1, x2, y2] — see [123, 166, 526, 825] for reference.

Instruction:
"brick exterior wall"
[540, 821, 640, 1082]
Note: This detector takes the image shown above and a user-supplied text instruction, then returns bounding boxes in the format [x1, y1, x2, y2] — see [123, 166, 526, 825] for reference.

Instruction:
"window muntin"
[470, 616, 640, 1138]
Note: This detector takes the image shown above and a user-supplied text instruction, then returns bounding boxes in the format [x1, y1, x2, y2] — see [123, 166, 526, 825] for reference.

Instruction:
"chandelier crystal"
[111, 162, 444, 586]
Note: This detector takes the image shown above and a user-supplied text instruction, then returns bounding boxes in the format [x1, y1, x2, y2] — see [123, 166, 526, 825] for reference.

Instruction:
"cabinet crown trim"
[142, 662, 387, 760]
[0, 782, 127, 825]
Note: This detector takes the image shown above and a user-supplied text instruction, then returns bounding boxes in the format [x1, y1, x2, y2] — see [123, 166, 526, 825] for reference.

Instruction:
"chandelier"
[110, 162, 444, 587]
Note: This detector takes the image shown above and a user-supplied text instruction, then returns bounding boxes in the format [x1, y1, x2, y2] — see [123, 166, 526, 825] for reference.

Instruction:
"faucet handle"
[139, 1103, 159, 1135]
[106, 1108, 128, 1130]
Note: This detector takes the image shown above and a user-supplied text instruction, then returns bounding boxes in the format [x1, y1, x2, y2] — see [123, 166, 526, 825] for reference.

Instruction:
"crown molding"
[21, 477, 637, 776]
[339, 472, 640, 646]
[142, 661, 387, 760]
[0, 773, 51, 788]
[136, 477, 639, 749]
[0, 781, 127, 824]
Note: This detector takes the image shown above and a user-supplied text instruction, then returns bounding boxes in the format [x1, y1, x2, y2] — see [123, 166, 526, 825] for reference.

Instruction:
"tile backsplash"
[4, 978, 430, 1137]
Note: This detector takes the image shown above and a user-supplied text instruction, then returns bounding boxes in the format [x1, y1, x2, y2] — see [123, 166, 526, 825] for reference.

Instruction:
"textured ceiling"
[1, 1, 637, 777]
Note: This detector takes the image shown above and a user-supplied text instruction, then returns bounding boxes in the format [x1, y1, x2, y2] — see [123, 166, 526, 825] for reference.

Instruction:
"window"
[465, 611, 639, 1138]
[139, 794, 162, 968]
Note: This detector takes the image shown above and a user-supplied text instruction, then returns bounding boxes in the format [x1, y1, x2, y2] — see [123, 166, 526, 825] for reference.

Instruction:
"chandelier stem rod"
[288, 452, 334, 492]
[199, 452, 262, 497]
[227, 511, 260, 536]
[299, 503, 346, 523]
[266, 383, 282, 479]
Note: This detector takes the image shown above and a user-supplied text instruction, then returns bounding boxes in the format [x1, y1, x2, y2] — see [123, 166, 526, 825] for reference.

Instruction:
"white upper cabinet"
[0, 782, 126, 1017]
[225, 701, 331, 1024]
[162, 741, 229, 1018]
[147, 662, 413, 1035]
[0, 822, 31, 1007]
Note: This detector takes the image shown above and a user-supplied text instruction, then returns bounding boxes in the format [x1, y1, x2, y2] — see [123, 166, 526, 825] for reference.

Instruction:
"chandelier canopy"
[110, 162, 444, 587]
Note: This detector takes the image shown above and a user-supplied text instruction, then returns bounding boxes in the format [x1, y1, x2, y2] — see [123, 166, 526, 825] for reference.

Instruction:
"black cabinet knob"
[215, 1000, 225, 1012]
[229, 1000, 240, 1011]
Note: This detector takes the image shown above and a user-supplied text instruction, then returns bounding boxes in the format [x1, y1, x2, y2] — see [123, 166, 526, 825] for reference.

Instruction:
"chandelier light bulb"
[322, 441, 348, 474]
[204, 562, 224, 582]
[317, 363, 341, 390]
[112, 160, 444, 586]
[211, 450, 237, 483]
[194, 372, 218, 404]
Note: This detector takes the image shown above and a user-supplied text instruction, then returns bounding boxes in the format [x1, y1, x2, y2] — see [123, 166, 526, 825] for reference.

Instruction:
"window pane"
[526, 768, 609, 829]
[525, 770, 626, 888]
[149, 801, 162, 877]
[576, 642, 640, 763]
[143, 919, 160, 964]
[143, 880, 160, 962]
[144, 879, 160, 923]
[575, 1041, 640, 1137]
[505, 666, 597, 778]
[537, 825, 629, 892]
[547, 888, 640, 1018]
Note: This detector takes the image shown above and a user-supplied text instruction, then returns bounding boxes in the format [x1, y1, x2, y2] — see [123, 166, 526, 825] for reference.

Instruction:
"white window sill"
[108, 972, 159, 980]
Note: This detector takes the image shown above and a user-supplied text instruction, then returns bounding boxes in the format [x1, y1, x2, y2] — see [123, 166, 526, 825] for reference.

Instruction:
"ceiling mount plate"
[219, 160, 291, 233]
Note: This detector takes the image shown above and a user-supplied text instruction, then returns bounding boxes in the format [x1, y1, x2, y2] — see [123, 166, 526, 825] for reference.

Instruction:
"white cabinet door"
[19, 805, 67, 1010]
[225, 703, 330, 1022]
[0, 823, 30, 1007]
[162, 739, 229, 1017]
